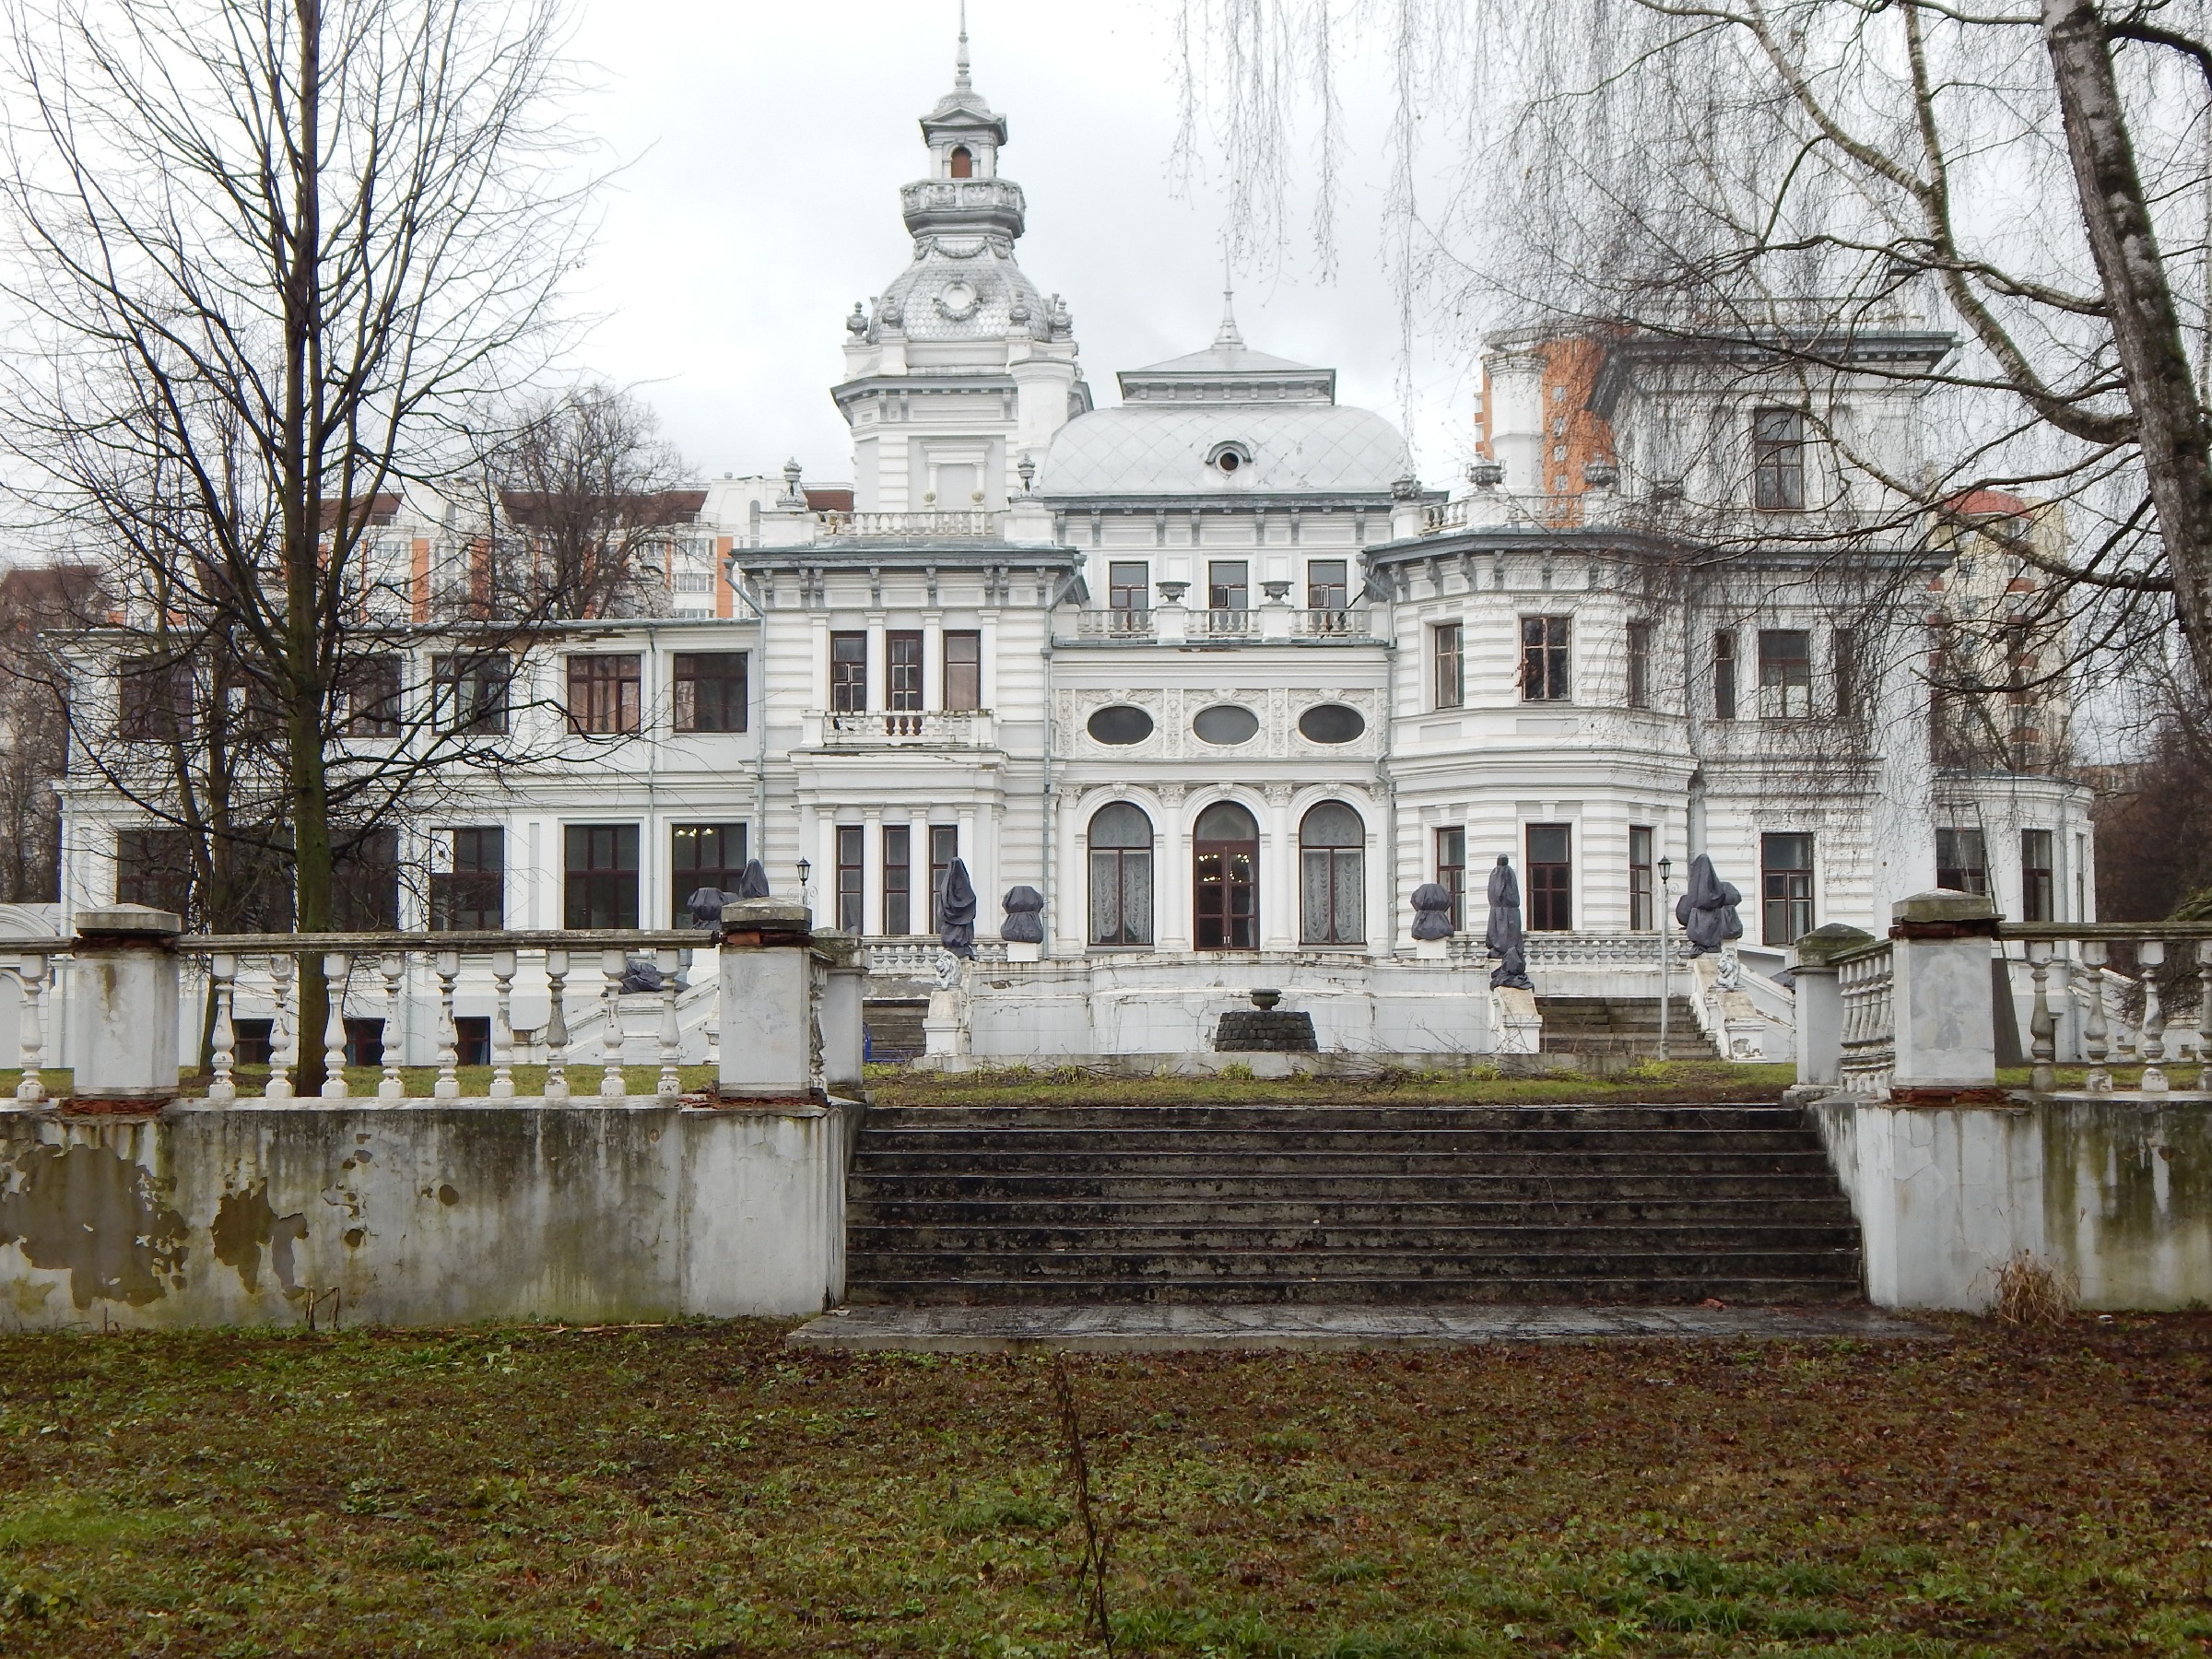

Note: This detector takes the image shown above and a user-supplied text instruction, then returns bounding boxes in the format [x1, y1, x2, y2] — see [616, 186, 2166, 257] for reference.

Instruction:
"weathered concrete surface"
[790, 1302, 1936, 1354]
[1812, 1097, 2212, 1311]
[0, 1100, 850, 1328]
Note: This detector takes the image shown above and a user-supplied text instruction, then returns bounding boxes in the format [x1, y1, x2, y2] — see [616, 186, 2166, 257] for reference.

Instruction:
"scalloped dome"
[879, 241, 1053, 344]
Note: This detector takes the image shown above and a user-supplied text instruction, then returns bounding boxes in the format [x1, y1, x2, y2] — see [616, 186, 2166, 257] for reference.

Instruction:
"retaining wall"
[1812, 1097, 2212, 1311]
[0, 1100, 851, 1328]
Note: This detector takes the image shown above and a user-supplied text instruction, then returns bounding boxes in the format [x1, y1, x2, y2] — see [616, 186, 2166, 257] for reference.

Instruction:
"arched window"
[949, 146, 974, 179]
[1193, 800, 1260, 950]
[1088, 803, 1153, 947]
[1300, 801, 1365, 945]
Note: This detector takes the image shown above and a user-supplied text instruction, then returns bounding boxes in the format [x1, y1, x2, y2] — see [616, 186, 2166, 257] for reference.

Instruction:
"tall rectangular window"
[115, 827, 192, 916]
[340, 655, 403, 737]
[1107, 561, 1149, 614]
[1831, 629, 1858, 723]
[1626, 622, 1653, 710]
[669, 823, 746, 925]
[888, 631, 924, 712]
[334, 828, 401, 931]
[1435, 826, 1466, 932]
[1520, 615, 1571, 701]
[928, 824, 958, 933]
[835, 825, 865, 933]
[1760, 832, 1816, 946]
[432, 652, 511, 735]
[830, 631, 867, 712]
[1527, 824, 1572, 931]
[883, 825, 912, 935]
[118, 657, 193, 740]
[1712, 631, 1738, 720]
[1433, 621, 1464, 709]
[1207, 559, 1249, 615]
[1307, 559, 1349, 612]
[1759, 629, 1813, 718]
[433, 827, 506, 930]
[567, 654, 641, 735]
[1936, 827, 1988, 897]
[673, 653, 747, 733]
[1630, 825, 1654, 931]
[944, 631, 982, 712]
[1752, 408, 1806, 510]
[563, 824, 639, 929]
[2021, 829, 2055, 923]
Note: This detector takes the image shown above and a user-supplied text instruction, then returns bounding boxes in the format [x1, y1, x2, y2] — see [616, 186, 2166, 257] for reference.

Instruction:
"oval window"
[1087, 705, 1155, 746]
[1192, 704, 1259, 746]
[1298, 703, 1366, 745]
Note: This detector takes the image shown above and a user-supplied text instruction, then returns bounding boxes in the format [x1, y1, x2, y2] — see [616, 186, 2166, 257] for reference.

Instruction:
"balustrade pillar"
[818, 932, 867, 1098]
[717, 900, 821, 1100]
[1886, 891, 2000, 1102]
[70, 905, 182, 1111]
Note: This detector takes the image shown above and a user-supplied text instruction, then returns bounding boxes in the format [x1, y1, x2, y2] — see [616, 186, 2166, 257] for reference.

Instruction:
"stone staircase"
[1538, 994, 1721, 1058]
[863, 999, 929, 1064]
[844, 1103, 1865, 1305]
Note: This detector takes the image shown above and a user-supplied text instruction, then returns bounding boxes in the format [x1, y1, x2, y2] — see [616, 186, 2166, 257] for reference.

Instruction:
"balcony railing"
[2, 930, 718, 1107]
[812, 709, 994, 747]
[1292, 607, 1371, 638]
[819, 511, 1005, 540]
[2000, 923, 2212, 1094]
[1200, 607, 1256, 637]
[1074, 607, 1155, 639]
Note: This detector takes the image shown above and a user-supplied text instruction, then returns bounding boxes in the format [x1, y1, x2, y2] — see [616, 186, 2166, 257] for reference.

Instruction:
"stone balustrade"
[1998, 922, 2212, 1096]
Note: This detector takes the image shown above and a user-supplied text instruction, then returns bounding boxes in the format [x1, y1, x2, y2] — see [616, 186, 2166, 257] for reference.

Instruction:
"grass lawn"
[1, 1316, 2209, 1654]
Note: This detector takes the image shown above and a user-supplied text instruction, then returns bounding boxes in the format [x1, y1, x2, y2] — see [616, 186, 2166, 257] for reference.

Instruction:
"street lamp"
[1657, 855, 1675, 1062]
[795, 858, 812, 913]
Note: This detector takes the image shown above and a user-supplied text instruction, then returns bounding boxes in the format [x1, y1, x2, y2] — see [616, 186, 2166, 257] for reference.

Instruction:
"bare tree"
[0, 0, 593, 1086]
[1177, 0, 2212, 691]
[0, 563, 100, 903]
[479, 382, 699, 621]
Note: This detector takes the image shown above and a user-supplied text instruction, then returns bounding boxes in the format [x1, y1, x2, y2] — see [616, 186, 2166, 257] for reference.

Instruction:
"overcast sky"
[559, 0, 1477, 488]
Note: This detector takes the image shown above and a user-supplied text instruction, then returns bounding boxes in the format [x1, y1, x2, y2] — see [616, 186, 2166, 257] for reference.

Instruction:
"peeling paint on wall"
[0, 1141, 188, 1308]
[210, 1182, 310, 1298]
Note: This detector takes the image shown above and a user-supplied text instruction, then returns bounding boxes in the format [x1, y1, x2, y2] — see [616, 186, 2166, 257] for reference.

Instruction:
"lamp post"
[796, 858, 812, 918]
[1657, 855, 1674, 1062]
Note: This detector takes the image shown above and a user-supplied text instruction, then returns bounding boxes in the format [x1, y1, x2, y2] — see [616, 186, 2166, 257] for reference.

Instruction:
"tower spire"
[1214, 249, 1243, 349]
[955, 0, 971, 92]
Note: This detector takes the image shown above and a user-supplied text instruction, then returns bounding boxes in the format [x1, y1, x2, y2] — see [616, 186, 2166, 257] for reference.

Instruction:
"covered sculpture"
[938, 858, 978, 957]
[1409, 882, 1455, 941]
[1001, 885, 1045, 943]
[734, 860, 772, 900]
[1674, 853, 1744, 956]
[1484, 855, 1532, 990]
[686, 887, 733, 927]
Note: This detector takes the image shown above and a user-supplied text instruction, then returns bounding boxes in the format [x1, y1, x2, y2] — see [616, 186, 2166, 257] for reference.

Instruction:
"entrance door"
[1193, 800, 1260, 950]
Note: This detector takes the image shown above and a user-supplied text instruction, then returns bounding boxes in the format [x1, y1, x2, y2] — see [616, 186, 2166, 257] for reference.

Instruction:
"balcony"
[1056, 605, 1380, 645]
[818, 510, 1005, 541]
[807, 709, 996, 747]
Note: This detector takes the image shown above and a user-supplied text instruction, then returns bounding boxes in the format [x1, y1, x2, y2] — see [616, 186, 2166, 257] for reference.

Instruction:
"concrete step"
[841, 1100, 1864, 1308]
[844, 1276, 1868, 1307]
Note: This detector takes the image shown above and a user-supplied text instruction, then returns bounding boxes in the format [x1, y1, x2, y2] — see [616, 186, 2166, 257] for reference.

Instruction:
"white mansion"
[52, 42, 2091, 1062]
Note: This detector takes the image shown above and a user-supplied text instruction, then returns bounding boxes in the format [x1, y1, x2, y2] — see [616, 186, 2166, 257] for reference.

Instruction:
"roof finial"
[1215, 247, 1243, 349]
[955, 0, 972, 92]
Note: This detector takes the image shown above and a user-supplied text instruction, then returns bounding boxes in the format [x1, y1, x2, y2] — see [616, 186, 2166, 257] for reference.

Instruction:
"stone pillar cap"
[1791, 922, 1877, 966]
[721, 900, 812, 931]
[1890, 889, 1998, 924]
[74, 904, 183, 937]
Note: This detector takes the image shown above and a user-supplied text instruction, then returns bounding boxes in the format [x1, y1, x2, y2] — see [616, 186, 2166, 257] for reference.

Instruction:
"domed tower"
[833, 18, 1088, 514]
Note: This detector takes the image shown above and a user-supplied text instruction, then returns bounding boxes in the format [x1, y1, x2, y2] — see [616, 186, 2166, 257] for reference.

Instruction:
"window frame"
[1435, 826, 1466, 932]
[1712, 630, 1738, 721]
[2020, 828, 2055, 924]
[668, 822, 747, 926]
[1526, 823, 1573, 932]
[431, 651, 512, 735]
[114, 826, 193, 916]
[1519, 615, 1571, 703]
[1432, 620, 1464, 710]
[944, 630, 982, 712]
[432, 826, 507, 931]
[567, 653, 643, 736]
[672, 652, 748, 734]
[563, 823, 640, 930]
[1298, 801, 1366, 947]
[1935, 827, 1989, 898]
[1751, 407, 1807, 512]
[835, 824, 865, 933]
[340, 654, 404, 738]
[887, 630, 924, 713]
[1626, 621, 1653, 710]
[1306, 559, 1350, 613]
[1760, 831, 1817, 946]
[883, 824, 912, 935]
[1758, 629, 1815, 720]
[1087, 803, 1155, 948]
[1630, 825, 1655, 931]
[117, 656, 194, 741]
[830, 631, 867, 713]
